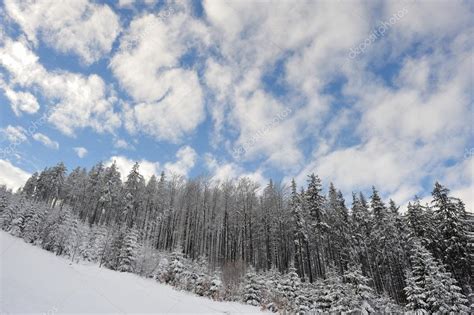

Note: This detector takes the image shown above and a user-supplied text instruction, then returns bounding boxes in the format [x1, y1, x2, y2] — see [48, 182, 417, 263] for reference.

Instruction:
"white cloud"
[111, 12, 204, 102]
[1, 125, 27, 143]
[164, 146, 197, 177]
[0, 159, 30, 191]
[33, 133, 59, 150]
[123, 69, 204, 142]
[114, 138, 133, 150]
[0, 0, 470, 210]
[275, 0, 474, 207]
[106, 155, 160, 182]
[200, 1, 371, 169]
[4, 0, 121, 64]
[0, 38, 121, 136]
[118, 0, 135, 8]
[451, 185, 474, 214]
[73, 147, 88, 158]
[111, 10, 207, 142]
[231, 90, 302, 168]
[1, 85, 39, 116]
[204, 154, 267, 189]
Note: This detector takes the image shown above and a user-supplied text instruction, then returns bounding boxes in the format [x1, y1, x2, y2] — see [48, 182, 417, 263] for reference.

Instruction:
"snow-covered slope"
[0, 232, 264, 314]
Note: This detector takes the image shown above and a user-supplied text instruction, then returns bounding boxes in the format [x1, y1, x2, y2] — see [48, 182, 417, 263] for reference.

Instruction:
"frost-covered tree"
[316, 268, 352, 313]
[305, 174, 326, 279]
[243, 268, 264, 306]
[343, 263, 375, 312]
[290, 179, 309, 282]
[277, 265, 301, 312]
[326, 183, 351, 274]
[22, 172, 38, 199]
[118, 228, 139, 272]
[0, 185, 11, 213]
[0, 196, 22, 231]
[209, 271, 222, 300]
[431, 182, 471, 286]
[165, 247, 185, 285]
[23, 203, 47, 243]
[2, 159, 472, 311]
[404, 240, 468, 313]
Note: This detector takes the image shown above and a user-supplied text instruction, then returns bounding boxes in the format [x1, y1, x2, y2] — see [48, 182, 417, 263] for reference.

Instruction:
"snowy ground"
[0, 232, 265, 314]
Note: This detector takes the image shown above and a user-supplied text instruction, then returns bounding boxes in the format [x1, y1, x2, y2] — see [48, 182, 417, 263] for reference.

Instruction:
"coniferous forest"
[1, 161, 473, 313]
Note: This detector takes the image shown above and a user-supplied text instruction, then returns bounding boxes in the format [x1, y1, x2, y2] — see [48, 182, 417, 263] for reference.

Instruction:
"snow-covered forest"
[1, 161, 472, 313]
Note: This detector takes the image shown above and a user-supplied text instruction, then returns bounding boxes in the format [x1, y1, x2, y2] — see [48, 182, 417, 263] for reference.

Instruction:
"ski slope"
[0, 232, 265, 314]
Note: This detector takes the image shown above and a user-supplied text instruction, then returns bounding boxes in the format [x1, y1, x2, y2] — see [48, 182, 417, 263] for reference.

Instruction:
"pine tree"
[166, 247, 185, 285]
[243, 268, 264, 306]
[316, 268, 349, 313]
[277, 265, 301, 312]
[370, 187, 386, 221]
[209, 271, 222, 300]
[118, 228, 139, 272]
[403, 269, 427, 312]
[23, 203, 47, 243]
[92, 225, 111, 265]
[326, 183, 351, 273]
[0, 185, 10, 213]
[290, 179, 308, 281]
[305, 174, 326, 279]
[22, 172, 38, 198]
[306, 174, 325, 226]
[343, 263, 375, 312]
[107, 228, 126, 270]
[122, 162, 145, 228]
[404, 240, 468, 313]
[407, 196, 436, 252]
[9, 200, 32, 237]
[55, 207, 74, 256]
[431, 182, 470, 286]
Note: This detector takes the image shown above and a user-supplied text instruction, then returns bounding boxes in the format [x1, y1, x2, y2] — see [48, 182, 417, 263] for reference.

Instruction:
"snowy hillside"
[0, 232, 265, 314]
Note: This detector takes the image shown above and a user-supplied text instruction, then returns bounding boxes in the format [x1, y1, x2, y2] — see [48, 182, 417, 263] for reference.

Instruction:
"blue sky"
[0, 0, 472, 211]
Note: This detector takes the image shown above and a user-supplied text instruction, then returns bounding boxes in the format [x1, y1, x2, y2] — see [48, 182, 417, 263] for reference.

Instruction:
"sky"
[0, 0, 472, 211]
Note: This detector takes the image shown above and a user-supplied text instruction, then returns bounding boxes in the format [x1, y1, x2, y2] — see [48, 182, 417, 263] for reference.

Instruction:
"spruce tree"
[343, 263, 375, 312]
[431, 182, 470, 286]
[22, 172, 38, 198]
[290, 179, 308, 281]
[23, 203, 46, 243]
[118, 228, 139, 272]
[404, 240, 468, 313]
[243, 268, 263, 306]
[305, 174, 326, 279]
[278, 265, 301, 312]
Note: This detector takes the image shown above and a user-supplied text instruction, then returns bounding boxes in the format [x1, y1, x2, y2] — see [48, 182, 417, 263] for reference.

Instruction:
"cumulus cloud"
[33, 133, 59, 150]
[0, 0, 471, 211]
[0, 159, 30, 190]
[275, 0, 474, 207]
[164, 146, 197, 177]
[123, 69, 204, 142]
[200, 1, 370, 169]
[231, 90, 302, 168]
[4, 0, 121, 64]
[1, 84, 39, 116]
[111, 10, 207, 142]
[73, 147, 88, 158]
[0, 38, 121, 136]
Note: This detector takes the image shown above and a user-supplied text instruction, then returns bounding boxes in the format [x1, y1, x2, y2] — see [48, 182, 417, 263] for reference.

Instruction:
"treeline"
[0, 161, 472, 313]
